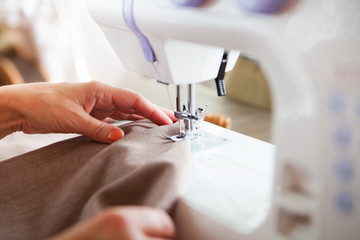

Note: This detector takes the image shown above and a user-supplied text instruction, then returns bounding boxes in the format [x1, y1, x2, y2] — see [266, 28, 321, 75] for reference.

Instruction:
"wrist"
[0, 85, 24, 139]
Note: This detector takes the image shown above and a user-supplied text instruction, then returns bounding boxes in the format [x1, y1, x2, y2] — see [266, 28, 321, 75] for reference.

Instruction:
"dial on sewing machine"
[86, 0, 360, 240]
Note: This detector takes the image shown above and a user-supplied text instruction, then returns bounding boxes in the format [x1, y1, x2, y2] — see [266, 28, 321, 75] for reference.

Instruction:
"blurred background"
[0, 0, 272, 142]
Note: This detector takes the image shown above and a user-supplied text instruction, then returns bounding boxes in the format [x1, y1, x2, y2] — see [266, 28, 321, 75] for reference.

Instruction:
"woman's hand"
[48, 207, 176, 240]
[0, 81, 175, 143]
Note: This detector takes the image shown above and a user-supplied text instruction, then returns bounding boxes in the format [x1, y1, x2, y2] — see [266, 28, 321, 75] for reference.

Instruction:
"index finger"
[111, 88, 173, 125]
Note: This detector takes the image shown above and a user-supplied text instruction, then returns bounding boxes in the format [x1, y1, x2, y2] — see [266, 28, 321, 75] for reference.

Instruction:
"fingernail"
[163, 113, 173, 125]
[166, 116, 173, 124]
[108, 129, 124, 143]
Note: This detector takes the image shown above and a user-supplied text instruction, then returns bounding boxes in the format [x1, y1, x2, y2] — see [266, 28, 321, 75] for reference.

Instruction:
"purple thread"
[123, 0, 156, 62]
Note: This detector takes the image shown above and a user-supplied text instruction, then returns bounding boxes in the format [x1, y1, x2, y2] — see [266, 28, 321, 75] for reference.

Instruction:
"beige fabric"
[0, 120, 190, 240]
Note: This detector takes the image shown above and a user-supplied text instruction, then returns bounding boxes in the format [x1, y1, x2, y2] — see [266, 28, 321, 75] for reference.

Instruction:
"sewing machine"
[86, 0, 360, 239]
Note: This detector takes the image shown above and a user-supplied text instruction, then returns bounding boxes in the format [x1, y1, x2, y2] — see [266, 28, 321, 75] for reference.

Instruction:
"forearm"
[0, 85, 23, 139]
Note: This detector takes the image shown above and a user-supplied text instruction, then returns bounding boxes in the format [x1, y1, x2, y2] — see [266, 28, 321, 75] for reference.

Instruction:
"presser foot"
[162, 134, 186, 142]
[163, 131, 200, 142]
[163, 129, 229, 152]
[164, 105, 207, 143]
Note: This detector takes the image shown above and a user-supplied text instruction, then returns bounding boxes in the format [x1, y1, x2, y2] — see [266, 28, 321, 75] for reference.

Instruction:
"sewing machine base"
[175, 121, 276, 240]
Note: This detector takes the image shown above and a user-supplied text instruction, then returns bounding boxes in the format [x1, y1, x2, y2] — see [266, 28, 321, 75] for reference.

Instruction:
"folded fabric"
[0, 120, 190, 240]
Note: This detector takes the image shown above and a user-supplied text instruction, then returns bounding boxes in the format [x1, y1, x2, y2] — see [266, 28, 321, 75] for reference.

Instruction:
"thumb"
[79, 114, 124, 143]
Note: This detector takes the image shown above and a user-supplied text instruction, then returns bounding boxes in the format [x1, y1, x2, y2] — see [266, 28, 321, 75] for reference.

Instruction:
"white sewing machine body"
[86, 0, 360, 239]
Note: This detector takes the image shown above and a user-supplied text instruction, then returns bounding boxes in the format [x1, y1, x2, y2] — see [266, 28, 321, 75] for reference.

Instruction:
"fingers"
[49, 207, 176, 240]
[110, 207, 176, 239]
[110, 111, 145, 121]
[111, 88, 173, 126]
[70, 83, 177, 143]
[80, 110, 172, 144]
[102, 117, 116, 123]
[78, 112, 124, 143]
[160, 107, 177, 122]
[127, 207, 175, 239]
